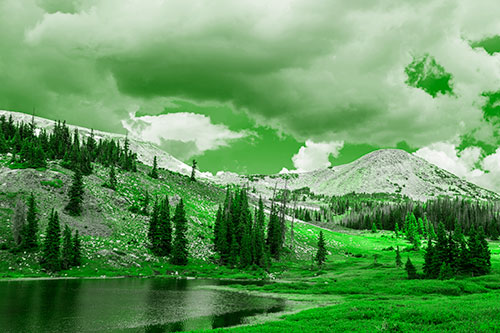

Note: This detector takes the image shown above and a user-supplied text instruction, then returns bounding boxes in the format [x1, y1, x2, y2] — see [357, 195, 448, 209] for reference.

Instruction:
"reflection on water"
[0, 278, 285, 332]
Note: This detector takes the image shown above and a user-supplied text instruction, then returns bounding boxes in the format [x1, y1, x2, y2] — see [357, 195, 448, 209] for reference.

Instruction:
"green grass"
[208, 293, 500, 332]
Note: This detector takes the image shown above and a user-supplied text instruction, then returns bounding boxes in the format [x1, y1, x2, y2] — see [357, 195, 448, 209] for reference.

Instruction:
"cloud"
[414, 142, 483, 178]
[291, 140, 344, 172]
[414, 142, 500, 192]
[121, 112, 249, 159]
[1, 0, 500, 158]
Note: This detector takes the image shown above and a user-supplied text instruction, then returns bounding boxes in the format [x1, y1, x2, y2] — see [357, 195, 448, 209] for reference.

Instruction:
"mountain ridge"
[1, 110, 497, 201]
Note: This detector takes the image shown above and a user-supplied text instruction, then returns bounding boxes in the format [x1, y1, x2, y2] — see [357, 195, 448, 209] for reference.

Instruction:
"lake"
[0, 278, 287, 332]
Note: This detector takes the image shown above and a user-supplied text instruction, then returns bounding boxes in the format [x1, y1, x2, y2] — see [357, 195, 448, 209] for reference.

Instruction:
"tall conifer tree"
[171, 199, 188, 265]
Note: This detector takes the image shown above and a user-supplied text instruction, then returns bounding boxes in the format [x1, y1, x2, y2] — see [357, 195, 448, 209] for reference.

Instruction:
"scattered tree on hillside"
[23, 193, 38, 250]
[149, 156, 158, 179]
[65, 168, 84, 216]
[190, 159, 197, 181]
[315, 231, 327, 268]
[41, 210, 61, 272]
[171, 199, 188, 266]
[104, 165, 117, 190]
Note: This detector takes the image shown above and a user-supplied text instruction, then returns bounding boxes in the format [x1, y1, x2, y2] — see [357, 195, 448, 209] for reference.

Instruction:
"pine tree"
[148, 199, 160, 252]
[423, 240, 438, 278]
[394, 222, 400, 238]
[240, 221, 253, 268]
[65, 168, 84, 216]
[315, 231, 327, 268]
[41, 210, 61, 272]
[438, 262, 453, 280]
[149, 156, 158, 179]
[252, 197, 266, 267]
[171, 199, 188, 266]
[371, 222, 377, 233]
[267, 208, 282, 260]
[61, 225, 73, 270]
[23, 193, 38, 250]
[106, 165, 117, 190]
[72, 230, 82, 266]
[0, 131, 8, 153]
[157, 196, 172, 256]
[229, 234, 239, 267]
[395, 246, 402, 268]
[469, 227, 491, 276]
[405, 257, 417, 279]
[190, 159, 197, 181]
[434, 222, 448, 269]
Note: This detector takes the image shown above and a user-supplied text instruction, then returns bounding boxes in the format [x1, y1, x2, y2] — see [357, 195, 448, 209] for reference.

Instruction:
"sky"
[2, 0, 500, 190]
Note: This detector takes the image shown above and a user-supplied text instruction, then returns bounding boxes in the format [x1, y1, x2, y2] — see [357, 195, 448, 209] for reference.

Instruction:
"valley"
[0, 111, 500, 332]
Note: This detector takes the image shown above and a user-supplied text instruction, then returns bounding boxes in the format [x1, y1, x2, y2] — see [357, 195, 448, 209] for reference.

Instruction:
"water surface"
[0, 278, 286, 332]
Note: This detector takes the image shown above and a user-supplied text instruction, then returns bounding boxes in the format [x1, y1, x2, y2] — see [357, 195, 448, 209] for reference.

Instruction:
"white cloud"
[122, 112, 248, 159]
[291, 140, 344, 172]
[414, 142, 500, 192]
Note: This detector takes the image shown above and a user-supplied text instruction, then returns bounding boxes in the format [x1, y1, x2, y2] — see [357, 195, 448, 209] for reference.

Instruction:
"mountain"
[215, 149, 500, 201]
[2, 110, 497, 201]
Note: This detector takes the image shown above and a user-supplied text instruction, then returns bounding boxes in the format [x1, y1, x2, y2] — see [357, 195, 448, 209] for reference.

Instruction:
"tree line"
[0, 114, 137, 173]
[341, 196, 500, 238]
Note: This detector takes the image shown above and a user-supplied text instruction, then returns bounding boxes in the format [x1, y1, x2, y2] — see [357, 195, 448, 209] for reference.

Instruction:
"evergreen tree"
[106, 165, 117, 190]
[240, 221, 253, 268]
[65, 168, 84, 216]
[434, 222, 448, 269]
[72, 230, 82, 266]
[423, 240, 438, 278]
[469, 227, 491, 276]
[23, 193, 38, 250]
[405, 257, 417, 279]
[395, 246, 402, 268]
[252, 197, 266, 267]
[156, 196, 172, 256]
[190, 159, 197, 181]
[315, 231, 327, 268]
[171, 199, 188, 265]
[61, 225, 73, 270]
[229, 234, 239, 267]
[0, 131, 8, 153]
[149, 156, 158, 179]
[394, 222, 400, 238]
[371, 222, 377, 233]
[267, 208, 282, 259]
[41, 210, 61, 272]
[148, 200, 160, 251]
[438, 262, 453, 280]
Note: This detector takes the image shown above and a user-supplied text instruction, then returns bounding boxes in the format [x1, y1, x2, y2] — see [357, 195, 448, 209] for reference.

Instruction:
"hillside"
[216, 149, 500, 201]
[0, 110, 213, 180]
